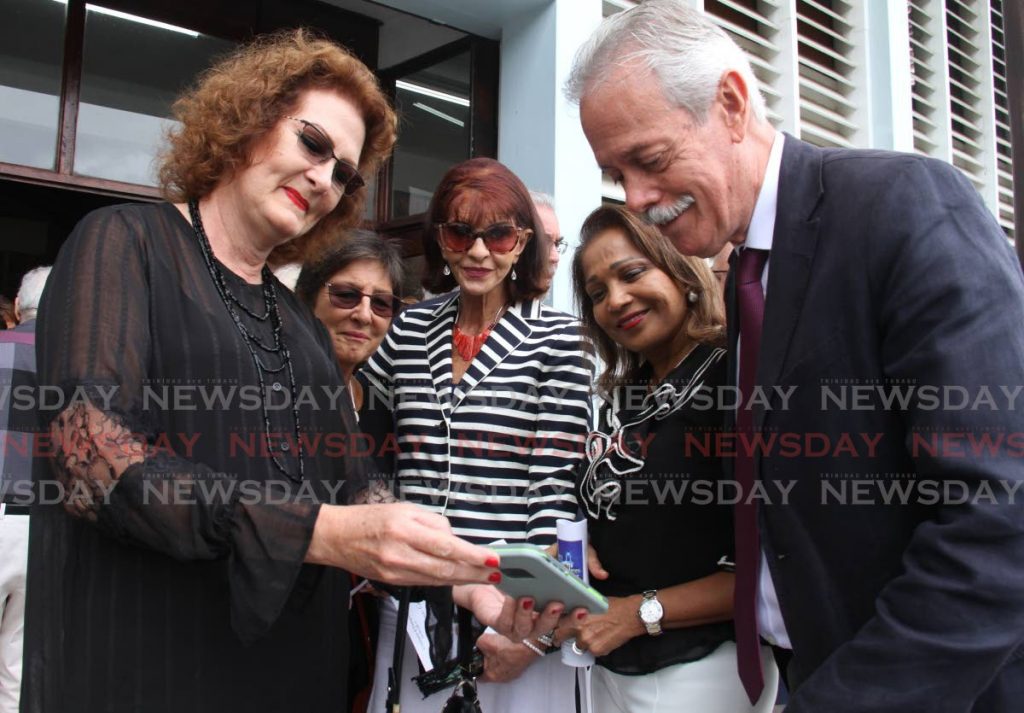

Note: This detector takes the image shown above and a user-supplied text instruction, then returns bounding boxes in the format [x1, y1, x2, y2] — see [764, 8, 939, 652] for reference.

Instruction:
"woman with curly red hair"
[21, 30, 554, 713]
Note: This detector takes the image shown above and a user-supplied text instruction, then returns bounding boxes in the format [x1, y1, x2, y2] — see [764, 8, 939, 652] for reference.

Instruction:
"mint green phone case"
[491, 544, 609, 614]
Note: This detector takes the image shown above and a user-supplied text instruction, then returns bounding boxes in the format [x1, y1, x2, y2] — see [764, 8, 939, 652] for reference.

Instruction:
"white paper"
[406, 600, 435, 671]
[557, 518, 596, 668]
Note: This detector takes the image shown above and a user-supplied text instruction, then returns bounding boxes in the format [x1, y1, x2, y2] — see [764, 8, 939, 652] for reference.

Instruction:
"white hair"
[565, 0, 766, 124]
[529, 191, 556, 211]
[16, 265, 52, 321]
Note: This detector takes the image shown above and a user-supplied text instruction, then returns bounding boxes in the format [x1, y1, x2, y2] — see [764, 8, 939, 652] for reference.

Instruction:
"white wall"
[497, 0, 603, 314]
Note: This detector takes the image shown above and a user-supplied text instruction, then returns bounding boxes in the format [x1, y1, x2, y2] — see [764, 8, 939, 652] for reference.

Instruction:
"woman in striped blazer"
[364, 158, 593, 713]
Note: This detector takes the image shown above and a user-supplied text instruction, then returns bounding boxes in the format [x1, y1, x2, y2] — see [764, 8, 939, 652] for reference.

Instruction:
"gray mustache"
[644, 196, 695, 225]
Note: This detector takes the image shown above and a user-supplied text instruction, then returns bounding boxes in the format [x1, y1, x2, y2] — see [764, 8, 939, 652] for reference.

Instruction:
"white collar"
[743, 132, 785, 252]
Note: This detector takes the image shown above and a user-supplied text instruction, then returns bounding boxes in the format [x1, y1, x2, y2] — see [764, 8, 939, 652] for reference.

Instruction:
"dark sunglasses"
[435, 221, 526, 254]
[325, 283, 401, 318]
[286, 116, 365, 195]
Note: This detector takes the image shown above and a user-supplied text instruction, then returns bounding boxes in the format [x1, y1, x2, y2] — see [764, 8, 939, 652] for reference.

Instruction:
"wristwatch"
[638, 590, 664, 636]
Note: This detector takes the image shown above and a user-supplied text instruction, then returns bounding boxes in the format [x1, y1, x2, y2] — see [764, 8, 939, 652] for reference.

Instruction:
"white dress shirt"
[737, 131, 792, 649]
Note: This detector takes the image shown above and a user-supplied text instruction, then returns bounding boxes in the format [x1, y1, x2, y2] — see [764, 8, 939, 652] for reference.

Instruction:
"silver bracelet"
[522, 639, 545, 657]
[537, 629, 557, 648]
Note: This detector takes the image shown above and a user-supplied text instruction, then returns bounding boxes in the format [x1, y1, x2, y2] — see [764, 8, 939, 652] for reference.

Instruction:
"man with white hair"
[0, 265, 50, 713]
[530, 191, 565, 295]
[567, 2, 1024, 711]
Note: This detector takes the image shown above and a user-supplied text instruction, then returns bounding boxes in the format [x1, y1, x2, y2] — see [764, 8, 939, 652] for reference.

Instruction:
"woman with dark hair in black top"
[559, 206, 778, 712]
[295, 229, 403, 480]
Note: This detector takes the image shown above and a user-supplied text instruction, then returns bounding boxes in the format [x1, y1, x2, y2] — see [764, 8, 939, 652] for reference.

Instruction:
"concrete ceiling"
[337, 0, 552, 39]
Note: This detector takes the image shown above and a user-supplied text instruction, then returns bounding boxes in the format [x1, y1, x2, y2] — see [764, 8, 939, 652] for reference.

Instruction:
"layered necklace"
[187, 199, 305, 481]
[452, 300, 506, 362]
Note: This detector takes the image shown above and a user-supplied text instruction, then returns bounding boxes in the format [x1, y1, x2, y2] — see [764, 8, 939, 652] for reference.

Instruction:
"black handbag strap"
[386, 588, 412, 713]
[440, 606, 481, 713]
[456, 605, 474, 672]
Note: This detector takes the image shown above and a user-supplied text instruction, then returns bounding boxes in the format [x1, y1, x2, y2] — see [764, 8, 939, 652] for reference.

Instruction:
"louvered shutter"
[705, 0, 786, 128]
[945, 0, 987, 192]
[990, 0, 1015, 240]
[796, 0, 859, 148]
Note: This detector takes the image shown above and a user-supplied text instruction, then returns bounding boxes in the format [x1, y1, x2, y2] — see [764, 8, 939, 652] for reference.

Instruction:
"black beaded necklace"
[187, 198, 305, 482]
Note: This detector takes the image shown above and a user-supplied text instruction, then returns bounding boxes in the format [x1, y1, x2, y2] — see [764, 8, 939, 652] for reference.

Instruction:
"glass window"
[390, 51, 471, 219]
[0, 0, 66, 170]
[363, 171, 378, 222]
[74, 5, 233, 186]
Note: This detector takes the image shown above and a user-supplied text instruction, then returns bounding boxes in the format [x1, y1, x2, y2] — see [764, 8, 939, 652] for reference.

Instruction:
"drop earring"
[444, 264, 451, 276]
[511, 267, 517, 281]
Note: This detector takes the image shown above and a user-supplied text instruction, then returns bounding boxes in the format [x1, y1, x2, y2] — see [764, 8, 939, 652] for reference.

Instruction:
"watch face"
[639, 598, 664, 623]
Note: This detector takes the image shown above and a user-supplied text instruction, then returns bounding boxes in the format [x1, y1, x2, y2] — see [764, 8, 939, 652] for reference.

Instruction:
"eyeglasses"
[325, 283, 401, 318]
[548, 234, 567, 255]
[435, 221, 526, 254]
[286, 116, 365, 195]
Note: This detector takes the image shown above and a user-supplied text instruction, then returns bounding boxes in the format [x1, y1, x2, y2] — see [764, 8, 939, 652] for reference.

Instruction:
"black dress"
[578, 343, 735, 675]
[22, 203, 366, 713]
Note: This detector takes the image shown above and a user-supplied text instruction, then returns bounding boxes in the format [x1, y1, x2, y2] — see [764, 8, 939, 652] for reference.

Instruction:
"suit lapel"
[755, 135, 823, 427]
[425, 295, 458, 424]
[451, 299, 534, 412]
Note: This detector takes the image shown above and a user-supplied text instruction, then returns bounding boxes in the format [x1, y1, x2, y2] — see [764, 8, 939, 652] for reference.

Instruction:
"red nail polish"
[522, 599, 534, 611]
[488, 571, 502, 583]
[576, 611, 587, 621]
[485, 556, 500, 568]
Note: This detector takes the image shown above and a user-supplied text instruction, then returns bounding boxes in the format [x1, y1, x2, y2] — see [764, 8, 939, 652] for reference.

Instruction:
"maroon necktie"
[734, 247, 769, 704]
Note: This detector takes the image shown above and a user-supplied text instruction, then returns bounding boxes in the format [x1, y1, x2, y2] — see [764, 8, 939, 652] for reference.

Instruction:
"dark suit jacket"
[726, 135, 1024, 712]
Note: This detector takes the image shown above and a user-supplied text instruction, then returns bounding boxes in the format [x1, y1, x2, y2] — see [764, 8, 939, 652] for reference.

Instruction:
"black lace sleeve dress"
[21, 202, 367, 713]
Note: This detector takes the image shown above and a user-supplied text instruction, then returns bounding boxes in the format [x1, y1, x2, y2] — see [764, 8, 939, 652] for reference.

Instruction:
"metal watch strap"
[640, 590, 663, 636]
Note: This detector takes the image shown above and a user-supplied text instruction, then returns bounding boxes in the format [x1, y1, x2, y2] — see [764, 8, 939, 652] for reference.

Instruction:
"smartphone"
[491, 544, 609, 614]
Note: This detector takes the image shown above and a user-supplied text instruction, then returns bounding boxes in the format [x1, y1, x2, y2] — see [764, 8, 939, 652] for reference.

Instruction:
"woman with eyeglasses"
[363, 157, 594, 713]
[295, 230, 406, 713]
[22, 32, 554, 713]
[296, 230, 403, 420]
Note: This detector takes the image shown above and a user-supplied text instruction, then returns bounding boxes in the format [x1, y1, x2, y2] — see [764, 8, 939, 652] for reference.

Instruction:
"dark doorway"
[0, 178, 131, 299]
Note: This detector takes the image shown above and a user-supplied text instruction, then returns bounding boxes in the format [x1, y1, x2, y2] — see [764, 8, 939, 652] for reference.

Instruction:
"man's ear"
[13, 296, 20, 324]
[717, 69, 751, 143]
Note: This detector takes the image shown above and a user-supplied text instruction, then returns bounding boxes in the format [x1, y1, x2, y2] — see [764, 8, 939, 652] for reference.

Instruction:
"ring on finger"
[537, 629, 557, 648]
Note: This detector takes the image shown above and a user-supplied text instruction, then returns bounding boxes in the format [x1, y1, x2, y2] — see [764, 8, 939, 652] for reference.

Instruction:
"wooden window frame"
[0, 0, 379, 202]
[374, 35, 499, 254]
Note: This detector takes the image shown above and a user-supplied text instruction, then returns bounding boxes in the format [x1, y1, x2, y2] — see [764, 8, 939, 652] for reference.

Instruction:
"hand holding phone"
[491, 544, 609, 614]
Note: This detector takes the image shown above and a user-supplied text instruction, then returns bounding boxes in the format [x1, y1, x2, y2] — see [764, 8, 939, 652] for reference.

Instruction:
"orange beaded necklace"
[452, 302, 506, 362]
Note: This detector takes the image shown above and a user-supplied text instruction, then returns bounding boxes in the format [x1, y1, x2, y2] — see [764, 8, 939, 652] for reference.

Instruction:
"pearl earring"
[687, 290, 699, 304]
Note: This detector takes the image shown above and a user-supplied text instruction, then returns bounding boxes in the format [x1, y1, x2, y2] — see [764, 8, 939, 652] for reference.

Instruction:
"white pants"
[0, 513, 28, 713]
[368, 597, 577, 713]
[591, 642, 778, 713]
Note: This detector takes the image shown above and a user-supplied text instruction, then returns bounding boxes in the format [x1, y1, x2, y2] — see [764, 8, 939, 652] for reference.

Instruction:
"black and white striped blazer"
[362, 294, 594, 545]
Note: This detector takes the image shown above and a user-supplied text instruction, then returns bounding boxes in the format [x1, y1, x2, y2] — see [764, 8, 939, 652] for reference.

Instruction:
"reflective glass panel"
[362, 169, 378, 221]
[0, 0, 66, 170]
[75, 5, 233, 186]
[390, 52, 471, 219]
